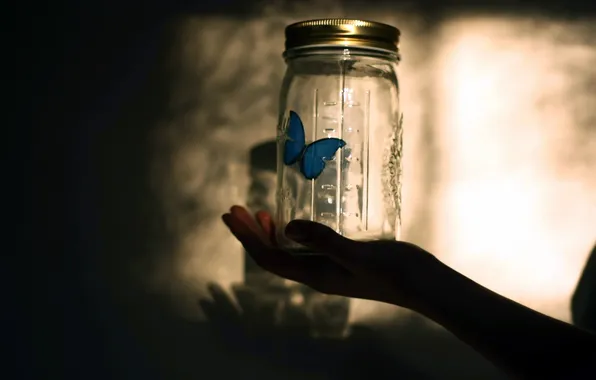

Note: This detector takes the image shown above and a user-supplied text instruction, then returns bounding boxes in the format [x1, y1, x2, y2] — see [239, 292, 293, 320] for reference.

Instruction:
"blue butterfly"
[283, 110, 347, 180]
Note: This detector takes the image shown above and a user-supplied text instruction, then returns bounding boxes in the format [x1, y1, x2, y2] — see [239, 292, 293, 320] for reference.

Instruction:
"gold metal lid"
[284, 19, 400, 53]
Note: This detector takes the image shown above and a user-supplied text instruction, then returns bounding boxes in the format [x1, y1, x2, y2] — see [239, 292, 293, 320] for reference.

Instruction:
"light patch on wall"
[435, 16, 596, 321]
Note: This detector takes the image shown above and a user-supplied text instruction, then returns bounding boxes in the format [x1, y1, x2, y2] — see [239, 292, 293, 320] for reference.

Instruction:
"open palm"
[222, 206, 438, 309]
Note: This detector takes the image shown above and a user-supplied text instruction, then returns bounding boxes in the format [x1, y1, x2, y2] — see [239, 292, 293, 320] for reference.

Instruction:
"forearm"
[413, 258, 596, 379]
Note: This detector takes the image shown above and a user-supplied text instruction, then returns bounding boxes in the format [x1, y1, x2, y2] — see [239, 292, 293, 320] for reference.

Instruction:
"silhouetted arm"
[222, 206, 596, 378]
[413, 258, 596, 379]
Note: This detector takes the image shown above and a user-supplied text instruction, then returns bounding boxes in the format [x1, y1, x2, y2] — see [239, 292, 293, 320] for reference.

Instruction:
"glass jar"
[276, 19, 403, 253]
[243, 140, 351, 339]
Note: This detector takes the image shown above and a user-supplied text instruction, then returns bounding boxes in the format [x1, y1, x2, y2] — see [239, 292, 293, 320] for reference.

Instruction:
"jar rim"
[283, 45, 401, 62]
[284, 18, 401, 54]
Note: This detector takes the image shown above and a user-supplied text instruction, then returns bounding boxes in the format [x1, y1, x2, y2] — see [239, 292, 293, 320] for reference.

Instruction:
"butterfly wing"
[300, 138, 346, 180]
[283, 111, 306, 165]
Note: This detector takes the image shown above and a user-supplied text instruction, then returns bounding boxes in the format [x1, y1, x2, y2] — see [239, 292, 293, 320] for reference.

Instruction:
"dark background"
[24, 0, 596, 379]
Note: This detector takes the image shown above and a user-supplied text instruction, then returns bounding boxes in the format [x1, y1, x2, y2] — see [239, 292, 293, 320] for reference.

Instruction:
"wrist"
[408, 255, 469, 320]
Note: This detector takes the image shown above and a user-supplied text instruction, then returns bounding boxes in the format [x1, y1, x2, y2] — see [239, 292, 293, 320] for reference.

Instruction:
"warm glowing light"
[154, 11, 595, 325]
[436, 17, 596, 321]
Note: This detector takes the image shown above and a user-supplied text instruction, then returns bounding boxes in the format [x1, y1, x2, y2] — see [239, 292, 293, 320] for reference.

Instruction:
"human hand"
[222, 206, 441, 312]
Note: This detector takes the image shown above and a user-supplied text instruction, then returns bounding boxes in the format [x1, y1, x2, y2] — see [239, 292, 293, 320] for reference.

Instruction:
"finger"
[223, 212, 281, 271]
[223, 209, 353, 288]
[229, 205, 269, 241]
[255, 210, 277, 245]
[222, 213, 312, 282]
[284, 220, 364, 269]
[224, 215, 351, 293]
[222, 213, 268, 252]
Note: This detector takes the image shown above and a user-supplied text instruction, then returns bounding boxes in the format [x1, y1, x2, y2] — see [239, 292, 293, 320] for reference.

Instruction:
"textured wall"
[96, 1, 595, 378]
[141, 2, 435, 323]
[145, 5, 595, 322]
[435, 15, 596, 321]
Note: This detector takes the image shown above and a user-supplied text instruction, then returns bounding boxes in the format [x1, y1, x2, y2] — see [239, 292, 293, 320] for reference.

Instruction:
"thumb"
[285, 220, 362, 262]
